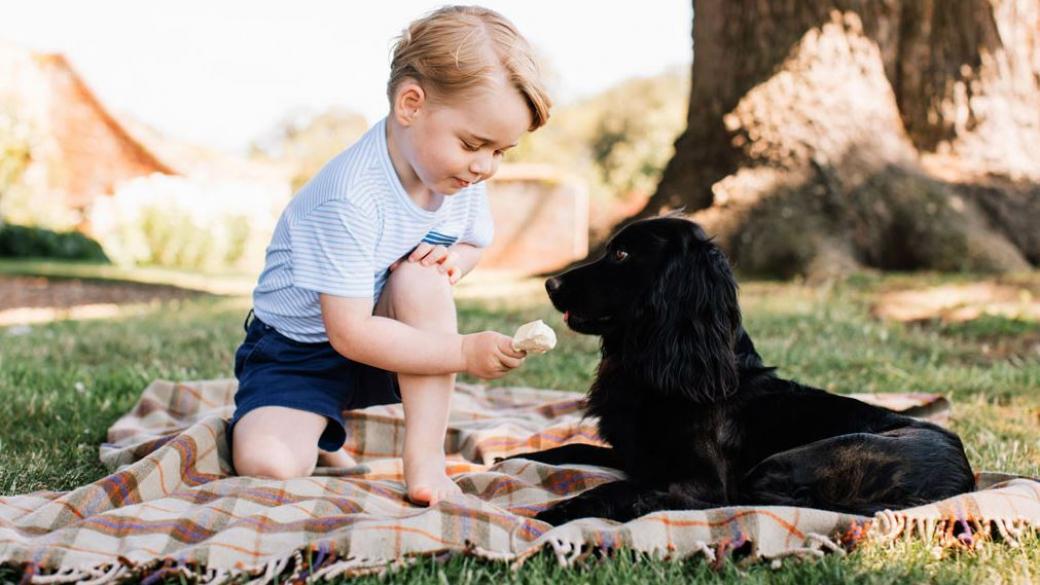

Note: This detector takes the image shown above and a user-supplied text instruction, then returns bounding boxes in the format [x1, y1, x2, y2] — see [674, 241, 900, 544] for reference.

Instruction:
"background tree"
[633, 0, 1040, 278]
[251, 107, 368, 192]
[509, 68, 688, 241]
[0, 102, 35, 228]
[0, 101, 79, 232]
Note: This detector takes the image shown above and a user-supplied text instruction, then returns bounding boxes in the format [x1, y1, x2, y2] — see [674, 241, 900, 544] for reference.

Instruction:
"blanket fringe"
[198, 566, 231, 585]
[749, 532, 846, 569]
[245, 553, 291, 585]
[13, 513, 1039, 583]
[549, 536, 586, 568]
[869, 511, 1038, 549]
[692, 541, 717, 563]
[805, 532, 845, 556]
[0, 525, 905, 584]
[309, 555, 402, 580]
[28, 563, 127, 585]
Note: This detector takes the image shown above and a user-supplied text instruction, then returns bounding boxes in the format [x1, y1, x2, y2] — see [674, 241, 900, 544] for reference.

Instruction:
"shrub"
[0, 224, 108, 261]
[88, 174, 289, 271]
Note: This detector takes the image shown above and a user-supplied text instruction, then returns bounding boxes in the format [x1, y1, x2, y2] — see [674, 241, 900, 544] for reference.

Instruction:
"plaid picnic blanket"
[1, 379, 1038, 583]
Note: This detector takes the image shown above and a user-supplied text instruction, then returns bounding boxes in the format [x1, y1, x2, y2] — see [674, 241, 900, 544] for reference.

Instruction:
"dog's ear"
[623, 240, 740, 402]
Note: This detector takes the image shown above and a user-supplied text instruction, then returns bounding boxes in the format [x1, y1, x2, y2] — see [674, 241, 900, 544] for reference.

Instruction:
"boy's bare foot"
[317, 447, 358, 468]
[404, 452, 462, 506]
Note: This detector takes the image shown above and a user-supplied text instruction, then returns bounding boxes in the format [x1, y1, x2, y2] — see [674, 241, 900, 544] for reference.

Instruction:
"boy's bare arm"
[321, 295, 464, 375]
[450, 243, 483, 279]
[320, 294, 522, 378]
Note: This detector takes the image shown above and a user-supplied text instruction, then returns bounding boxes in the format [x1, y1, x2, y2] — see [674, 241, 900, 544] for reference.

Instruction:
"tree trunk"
[633, 0, 1040, 278]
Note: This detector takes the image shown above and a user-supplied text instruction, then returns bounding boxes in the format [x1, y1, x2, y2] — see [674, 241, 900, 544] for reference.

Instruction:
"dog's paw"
[534, 504, 574, 526]
[534, 494, 606, 526]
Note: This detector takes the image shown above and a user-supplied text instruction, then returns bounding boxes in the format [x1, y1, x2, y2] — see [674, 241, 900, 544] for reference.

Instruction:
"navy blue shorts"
[228, 310, 401, 454]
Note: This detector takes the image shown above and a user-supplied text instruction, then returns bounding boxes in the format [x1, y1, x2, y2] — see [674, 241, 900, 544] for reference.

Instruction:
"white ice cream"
[511, 320, 557, 354]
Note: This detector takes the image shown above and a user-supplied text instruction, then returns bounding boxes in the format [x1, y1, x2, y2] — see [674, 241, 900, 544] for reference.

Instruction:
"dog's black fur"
[512, 217, 974, 526]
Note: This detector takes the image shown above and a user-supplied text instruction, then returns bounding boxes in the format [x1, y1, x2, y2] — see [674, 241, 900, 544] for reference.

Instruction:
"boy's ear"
[394, 79, 426, 125]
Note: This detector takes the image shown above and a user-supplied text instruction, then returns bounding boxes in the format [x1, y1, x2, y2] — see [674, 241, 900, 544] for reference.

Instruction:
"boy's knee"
[384, 262, 456, 322]
[233, 435, 316, 480]
[388, 261, 452, 295]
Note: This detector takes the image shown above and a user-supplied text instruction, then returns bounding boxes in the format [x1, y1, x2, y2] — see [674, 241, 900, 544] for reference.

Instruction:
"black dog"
[512, 217, 974, 525]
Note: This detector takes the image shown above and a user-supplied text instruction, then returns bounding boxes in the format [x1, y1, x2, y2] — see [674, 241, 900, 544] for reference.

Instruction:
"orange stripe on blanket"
[646, 509, 807, 539]
[173, 382, 224, 409]
[364, 523, 463, 547]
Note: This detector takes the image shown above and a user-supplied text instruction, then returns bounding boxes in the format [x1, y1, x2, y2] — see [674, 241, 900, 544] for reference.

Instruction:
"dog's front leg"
[535, 479, 720, 526]
[498, 444, 622, 468]
[535, 480, 646, 525]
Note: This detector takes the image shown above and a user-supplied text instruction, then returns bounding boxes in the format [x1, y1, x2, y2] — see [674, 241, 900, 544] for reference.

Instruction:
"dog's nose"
[545, 276, 562, 294]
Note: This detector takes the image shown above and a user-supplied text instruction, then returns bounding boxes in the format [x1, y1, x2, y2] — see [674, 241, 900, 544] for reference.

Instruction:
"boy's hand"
[461, 331, 527, 380]
[390, 243, 461, 284]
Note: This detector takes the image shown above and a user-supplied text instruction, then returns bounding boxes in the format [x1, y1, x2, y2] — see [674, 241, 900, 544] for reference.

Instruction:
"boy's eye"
[461, 141, 479, 151]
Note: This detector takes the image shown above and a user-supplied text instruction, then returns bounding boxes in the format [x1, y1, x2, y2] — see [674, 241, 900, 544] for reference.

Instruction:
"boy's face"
[397, 76, 531, 195]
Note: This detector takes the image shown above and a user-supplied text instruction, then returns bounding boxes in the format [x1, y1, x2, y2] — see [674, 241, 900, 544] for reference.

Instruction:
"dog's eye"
[612, 249, 629, 263]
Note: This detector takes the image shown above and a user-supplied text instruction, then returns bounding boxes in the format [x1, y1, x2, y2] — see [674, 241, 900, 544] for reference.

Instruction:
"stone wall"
[482, 163, 588, 275]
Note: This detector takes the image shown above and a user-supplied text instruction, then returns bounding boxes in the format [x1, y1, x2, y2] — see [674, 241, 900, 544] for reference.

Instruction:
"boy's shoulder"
[291, 124, 389, 216]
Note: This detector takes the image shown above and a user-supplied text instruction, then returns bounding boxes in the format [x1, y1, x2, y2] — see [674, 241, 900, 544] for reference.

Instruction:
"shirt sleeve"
[289, 198, 377, 298]
[459, 185, 494, 248]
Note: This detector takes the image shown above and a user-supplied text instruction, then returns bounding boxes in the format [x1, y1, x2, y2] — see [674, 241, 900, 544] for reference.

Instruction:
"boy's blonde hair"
[387, 5, 551, 130]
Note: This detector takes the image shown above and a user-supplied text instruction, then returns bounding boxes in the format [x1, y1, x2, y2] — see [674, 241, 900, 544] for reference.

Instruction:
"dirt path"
[0, 275, 205, 312]
[0, 275, 213, 327]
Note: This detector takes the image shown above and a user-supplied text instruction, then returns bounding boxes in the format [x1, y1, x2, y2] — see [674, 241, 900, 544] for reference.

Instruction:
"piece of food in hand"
[512, 320, 557, 354]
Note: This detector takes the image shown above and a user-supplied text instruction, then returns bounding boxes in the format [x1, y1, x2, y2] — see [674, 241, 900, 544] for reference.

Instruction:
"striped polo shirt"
[251, 117, 494, 343]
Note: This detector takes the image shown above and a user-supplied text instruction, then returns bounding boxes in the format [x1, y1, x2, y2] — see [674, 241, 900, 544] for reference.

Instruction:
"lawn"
[1, 270, 1038, 583]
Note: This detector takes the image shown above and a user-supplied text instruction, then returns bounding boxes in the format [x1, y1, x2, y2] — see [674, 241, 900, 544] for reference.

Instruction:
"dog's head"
[546, 217, 741, 402]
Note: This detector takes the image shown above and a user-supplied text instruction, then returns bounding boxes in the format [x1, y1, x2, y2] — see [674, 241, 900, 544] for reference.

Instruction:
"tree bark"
[631, 0, 1040, 278]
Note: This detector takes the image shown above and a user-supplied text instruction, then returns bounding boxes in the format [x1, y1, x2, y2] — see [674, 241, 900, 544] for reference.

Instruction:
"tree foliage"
[250, 107, 368, 192]
[508, 68, 688, 205]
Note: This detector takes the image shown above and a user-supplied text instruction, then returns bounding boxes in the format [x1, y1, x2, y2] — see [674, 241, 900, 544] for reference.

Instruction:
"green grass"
[1, 272, 1039, 583]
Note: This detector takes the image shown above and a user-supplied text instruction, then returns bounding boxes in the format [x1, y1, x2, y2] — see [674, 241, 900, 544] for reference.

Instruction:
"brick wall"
[35, 54, 173, 210]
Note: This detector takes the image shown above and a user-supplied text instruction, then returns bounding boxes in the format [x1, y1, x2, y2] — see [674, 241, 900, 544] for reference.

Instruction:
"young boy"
[229, 5, 552, 506]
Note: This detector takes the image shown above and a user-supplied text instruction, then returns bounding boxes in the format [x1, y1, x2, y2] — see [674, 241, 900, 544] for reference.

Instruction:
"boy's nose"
[470, 154, 493, 176]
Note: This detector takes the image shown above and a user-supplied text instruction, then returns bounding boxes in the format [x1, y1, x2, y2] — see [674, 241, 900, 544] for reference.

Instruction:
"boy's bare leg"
[232, 406, 328, 479]
[376, 261, 462, 505]
[317, 447, 358, 468]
